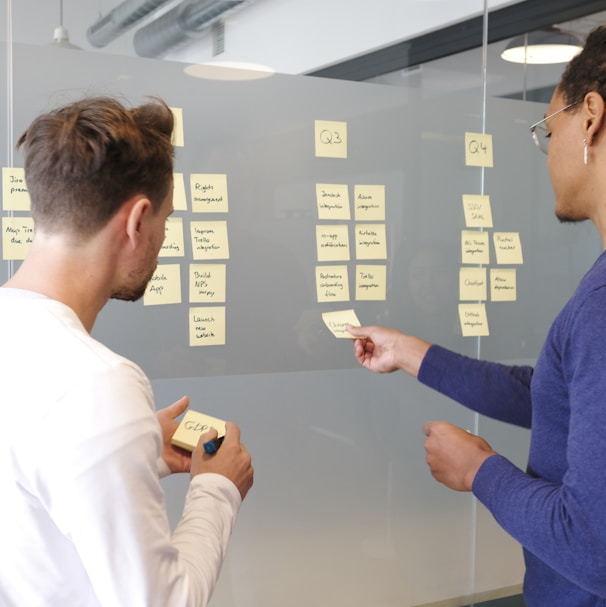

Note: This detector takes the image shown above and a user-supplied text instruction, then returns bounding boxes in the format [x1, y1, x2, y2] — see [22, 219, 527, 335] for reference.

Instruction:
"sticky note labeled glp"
[171, 409, 226, 452]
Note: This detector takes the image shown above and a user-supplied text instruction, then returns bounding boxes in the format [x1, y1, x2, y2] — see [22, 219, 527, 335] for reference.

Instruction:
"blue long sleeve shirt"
[418, 250, 606, 606]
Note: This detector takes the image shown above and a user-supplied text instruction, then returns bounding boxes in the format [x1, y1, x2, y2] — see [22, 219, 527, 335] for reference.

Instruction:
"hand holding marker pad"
[171, 410, 227, 454]
[321, 309, 361, 338]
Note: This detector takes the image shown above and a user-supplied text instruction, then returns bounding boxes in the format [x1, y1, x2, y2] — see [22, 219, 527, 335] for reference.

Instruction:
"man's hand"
[157, 396, 192, 474]
[347, 324, 431, 377]
[423, 421, 496, 491]
[192, 422, 254, 500]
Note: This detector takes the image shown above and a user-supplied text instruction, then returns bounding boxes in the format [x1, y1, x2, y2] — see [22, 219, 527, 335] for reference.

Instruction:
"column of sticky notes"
[460, 133, 523, 337]
[145, 108, 229, 347]
[314, 120, 388, 337]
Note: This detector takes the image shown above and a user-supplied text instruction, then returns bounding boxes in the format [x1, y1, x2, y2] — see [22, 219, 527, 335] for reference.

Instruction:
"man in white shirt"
[0, 96, 254, 606]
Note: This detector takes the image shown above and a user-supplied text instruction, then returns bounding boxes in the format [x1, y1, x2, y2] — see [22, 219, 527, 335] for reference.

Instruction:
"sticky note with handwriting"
[160, 217, 185, 257]
[143, 264, 182, 306]
[171, 410, 226, 452]
[493, 232, 523, 265]
[458, 303, 489, 336]
[321, 309, 361, 338]
[465, 132, 493, 167]
[2, 167, 30, 211]
[462, 194, 493, 228]
[315, 120, 347, 158]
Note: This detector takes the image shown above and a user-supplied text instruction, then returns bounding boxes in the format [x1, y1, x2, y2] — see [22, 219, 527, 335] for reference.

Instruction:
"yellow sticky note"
[173, 173, 188, 211]
[316, 184, 350, 220]
[493, 232, 523, 265]
[355, 264, 387, 301]
[491, 268, 517, 301]
[190, 221, 230, 260]
[160, 217, 185, 257]
[321, 308, 361, 338]
[355, 223, 387, 260]
[170, 107, 185, 147]
[459, 267, 487, 301]
[316, 224, 350, 262]
[190, 174, 228, 213]
[354, 185, 385, 221]
[461, 230, 490, 265]
[143, 264, 182, 306]
[315, 120, 347, 158]
[462, 194, 493, 228]
[189, 306, 226, 346]
[2, 216, 34, 260]
[171, 409, 226, 452]
[189, 263, 227, 303]
[458, 303, 490, 336]
[2, 167, 30, 211]
[465, 132, 494, 167]
[316, 265, 350, 302]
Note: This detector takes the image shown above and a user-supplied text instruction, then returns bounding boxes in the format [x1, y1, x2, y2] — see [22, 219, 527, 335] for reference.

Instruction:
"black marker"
[203, 435, 225, 454]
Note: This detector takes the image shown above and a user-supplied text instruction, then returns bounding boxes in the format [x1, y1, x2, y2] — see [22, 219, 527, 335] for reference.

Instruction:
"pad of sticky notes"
[171, 409, 226, 452]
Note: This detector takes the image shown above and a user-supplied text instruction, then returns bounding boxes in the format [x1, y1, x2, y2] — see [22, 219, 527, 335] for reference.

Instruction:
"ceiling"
[6, 0, 606, 102]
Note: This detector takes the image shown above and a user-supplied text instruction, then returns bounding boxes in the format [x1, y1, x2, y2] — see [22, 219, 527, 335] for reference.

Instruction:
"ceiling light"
[501, 29, 583, 65]
[50, 0, 81, 50]
[184, 61, 274, 80]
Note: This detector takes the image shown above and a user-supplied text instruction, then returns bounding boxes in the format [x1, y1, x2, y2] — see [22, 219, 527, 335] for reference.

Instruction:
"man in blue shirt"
[349, 25, 606, 607]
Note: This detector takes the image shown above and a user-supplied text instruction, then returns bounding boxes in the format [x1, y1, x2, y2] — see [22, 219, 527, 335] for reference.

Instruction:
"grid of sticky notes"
[460, 133, 523, 336]
[150, 171, 230, 345]
[140, 108, 232, 348]
[314, 121, 387, 306]
[0, 108, 229, 348]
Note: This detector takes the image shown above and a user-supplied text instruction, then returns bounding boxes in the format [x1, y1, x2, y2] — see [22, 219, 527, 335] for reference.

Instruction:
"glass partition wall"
[2, 2, 602, 606]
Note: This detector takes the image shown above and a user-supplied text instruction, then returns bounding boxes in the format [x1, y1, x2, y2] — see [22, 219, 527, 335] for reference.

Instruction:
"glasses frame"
[529, 99, 583, 154]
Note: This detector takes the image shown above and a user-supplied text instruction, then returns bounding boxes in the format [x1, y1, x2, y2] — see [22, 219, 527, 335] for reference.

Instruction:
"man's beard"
[110, 263, 157, 302]
[555, 211, 587, 224]
[111, 283, 148, 302]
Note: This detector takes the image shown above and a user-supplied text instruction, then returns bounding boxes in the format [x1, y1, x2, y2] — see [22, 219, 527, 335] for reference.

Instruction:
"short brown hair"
[17, 96, 174, 237]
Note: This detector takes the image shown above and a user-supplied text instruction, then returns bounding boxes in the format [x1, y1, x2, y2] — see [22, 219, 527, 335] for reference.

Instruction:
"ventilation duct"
[87, 0, 174, 48]
[133, 0, 253, 58]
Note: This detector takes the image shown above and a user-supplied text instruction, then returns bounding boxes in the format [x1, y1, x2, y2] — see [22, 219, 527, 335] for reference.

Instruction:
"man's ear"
[124, 196, 152, 249]
[583, 91, 606, 144]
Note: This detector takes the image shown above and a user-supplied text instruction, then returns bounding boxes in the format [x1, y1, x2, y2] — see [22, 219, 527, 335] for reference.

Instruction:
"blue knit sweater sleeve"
[474, 284, 606, 599]
[418, 269, 606, 600]
[417, 344, 533, 428]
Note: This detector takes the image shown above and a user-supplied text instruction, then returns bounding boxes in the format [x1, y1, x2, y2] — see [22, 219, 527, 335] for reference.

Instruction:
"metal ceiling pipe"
[87, 0, 174, 48]
[133, 0, 252, 58]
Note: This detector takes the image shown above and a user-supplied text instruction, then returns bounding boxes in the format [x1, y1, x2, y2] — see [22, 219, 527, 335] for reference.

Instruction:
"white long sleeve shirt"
[0, 288, 241, 606]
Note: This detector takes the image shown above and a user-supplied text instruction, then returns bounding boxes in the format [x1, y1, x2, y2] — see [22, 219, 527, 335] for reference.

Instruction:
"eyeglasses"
[529, 99, 583, 154]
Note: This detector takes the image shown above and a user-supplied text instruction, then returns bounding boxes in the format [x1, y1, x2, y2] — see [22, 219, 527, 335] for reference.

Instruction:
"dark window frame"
[307, 0, 606, 81]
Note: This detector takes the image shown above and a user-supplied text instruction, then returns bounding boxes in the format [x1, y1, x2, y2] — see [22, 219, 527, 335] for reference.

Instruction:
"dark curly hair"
[17, 96, 174, 237]
[560, 25, 606, 104]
